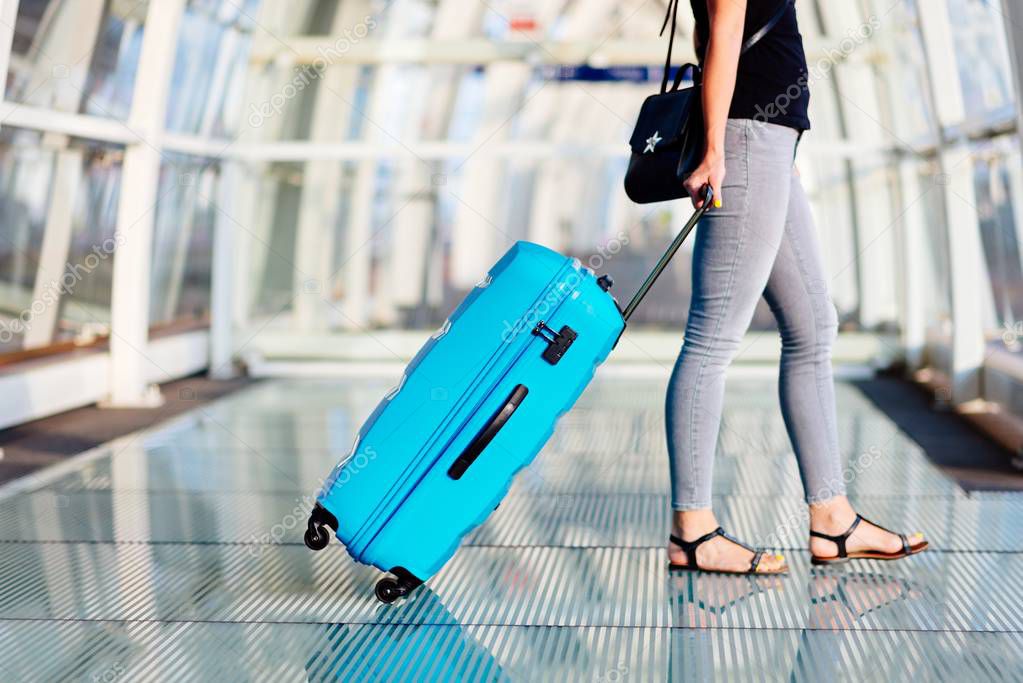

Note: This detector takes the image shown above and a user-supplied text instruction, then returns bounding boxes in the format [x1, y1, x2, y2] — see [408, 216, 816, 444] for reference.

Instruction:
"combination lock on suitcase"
[305, 189, 713, 603]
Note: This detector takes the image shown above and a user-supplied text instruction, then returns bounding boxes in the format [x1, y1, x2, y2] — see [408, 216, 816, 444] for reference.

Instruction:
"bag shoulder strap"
[659, 0, 682, 93]
[741, 0, 793, 54]
[660, 0, 795, 94]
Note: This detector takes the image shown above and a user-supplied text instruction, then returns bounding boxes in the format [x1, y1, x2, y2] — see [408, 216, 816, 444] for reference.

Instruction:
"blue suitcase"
[305, 193, 712, 603]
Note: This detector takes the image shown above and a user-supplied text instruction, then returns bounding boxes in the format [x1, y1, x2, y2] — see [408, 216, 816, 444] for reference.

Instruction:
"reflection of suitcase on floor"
[305, 191, 712, 603]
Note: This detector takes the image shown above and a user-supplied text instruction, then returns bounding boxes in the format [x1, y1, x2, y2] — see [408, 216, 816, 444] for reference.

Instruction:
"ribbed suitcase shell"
[315, 241, 625, 580]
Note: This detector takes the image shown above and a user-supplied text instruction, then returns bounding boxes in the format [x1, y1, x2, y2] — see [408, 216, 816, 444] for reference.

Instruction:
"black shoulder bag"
[624, 0, 793, 204]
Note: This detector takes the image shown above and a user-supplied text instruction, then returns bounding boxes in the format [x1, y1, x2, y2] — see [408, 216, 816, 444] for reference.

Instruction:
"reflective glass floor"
[2, 375, 1022, 681]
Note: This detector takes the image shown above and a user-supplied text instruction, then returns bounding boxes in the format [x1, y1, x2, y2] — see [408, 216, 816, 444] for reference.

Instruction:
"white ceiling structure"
[0, 0, 1020, 427]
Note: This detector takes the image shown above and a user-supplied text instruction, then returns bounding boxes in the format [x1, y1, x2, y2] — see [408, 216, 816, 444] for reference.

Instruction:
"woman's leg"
[762, 171, 844, 502]
[666, 119, 797, 571]
[765, 171, 926, 556]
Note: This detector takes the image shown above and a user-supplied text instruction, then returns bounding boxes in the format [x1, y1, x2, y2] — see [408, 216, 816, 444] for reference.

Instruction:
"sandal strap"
[669, 527, 725, 570]
[749, 549, 764, 573]
[720, 529, 755, 553]
[669, 527, 724, 551]
[858, 514, 897, 536]
[856, 515, 913, 556]
[809, 514, 863, 558]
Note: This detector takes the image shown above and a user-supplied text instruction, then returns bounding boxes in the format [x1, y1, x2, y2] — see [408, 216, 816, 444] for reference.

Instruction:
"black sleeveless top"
[690, 0, 811, 131]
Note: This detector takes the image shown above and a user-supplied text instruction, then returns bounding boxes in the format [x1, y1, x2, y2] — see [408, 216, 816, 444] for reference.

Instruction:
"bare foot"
[809, 496, 926, 559]
[669, 509, 787, 574]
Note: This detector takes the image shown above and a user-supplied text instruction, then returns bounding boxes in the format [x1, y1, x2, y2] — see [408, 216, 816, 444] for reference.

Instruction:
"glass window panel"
[165, 1, 259, 137]
[251, 164, 302, 317]
[972, 135, 1023, 339]
[867, 0, 938, 142]
[917, 159, 953, 338]
[149, 154, 219, 327]
[945, 0, 1017, 120]
[0, 128, 54, 354]
[79, 6, 147, 120]
[807, 155, 860, 326]
[6, 1, 147, 118]
[0, 130, 123, 354]
[54, 145, 123, 336]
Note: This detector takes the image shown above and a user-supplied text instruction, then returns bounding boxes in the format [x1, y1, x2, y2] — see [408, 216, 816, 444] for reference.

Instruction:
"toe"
[757, 553, 786, 573]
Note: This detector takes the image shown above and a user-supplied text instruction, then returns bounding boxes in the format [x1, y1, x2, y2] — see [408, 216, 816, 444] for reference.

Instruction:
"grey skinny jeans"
[666, 119, 845, 509]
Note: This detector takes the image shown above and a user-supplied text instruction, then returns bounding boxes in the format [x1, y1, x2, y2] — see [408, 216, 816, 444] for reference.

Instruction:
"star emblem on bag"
[644, 131, 662, 153]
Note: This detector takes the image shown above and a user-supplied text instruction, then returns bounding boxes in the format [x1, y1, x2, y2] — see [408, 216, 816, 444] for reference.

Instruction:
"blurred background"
[2, 3, 1023, 679]
[0, 0, 1020, 442]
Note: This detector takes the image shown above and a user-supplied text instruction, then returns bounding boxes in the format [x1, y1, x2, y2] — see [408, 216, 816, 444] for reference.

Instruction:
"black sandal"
[809, 514, 928, 565]
[668, 527, 787, 575]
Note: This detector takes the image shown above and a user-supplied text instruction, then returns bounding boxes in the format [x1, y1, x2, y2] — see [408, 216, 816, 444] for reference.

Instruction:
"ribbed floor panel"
[2, 542, 1022, 631]
[0, 490, 1014, 551]
[1, 375, 1020, 680]
[1, 621, 1021, 682]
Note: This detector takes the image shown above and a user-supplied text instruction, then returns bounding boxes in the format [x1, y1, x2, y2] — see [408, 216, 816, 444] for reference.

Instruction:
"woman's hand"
[683, 151, 725, 209]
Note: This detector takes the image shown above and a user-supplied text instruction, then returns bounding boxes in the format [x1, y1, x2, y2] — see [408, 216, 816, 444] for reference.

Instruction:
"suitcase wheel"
[304, 524, 330, 551]
[374, 578, 403, 603]
[304, 503, 338, 552]
[375, 567, 424, 604]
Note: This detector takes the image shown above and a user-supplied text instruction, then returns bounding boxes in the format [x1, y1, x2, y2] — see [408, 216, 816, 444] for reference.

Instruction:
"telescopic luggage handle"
[621, 185, 714, 322]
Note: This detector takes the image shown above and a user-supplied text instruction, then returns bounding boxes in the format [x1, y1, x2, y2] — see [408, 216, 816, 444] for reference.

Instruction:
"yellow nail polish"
[713, 198, 722, 208]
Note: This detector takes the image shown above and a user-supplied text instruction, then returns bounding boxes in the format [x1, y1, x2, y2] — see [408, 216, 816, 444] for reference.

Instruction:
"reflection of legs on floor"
[806, 570, 922, 629]
[788, 571, 925, 681]
[669, 571, 784, 628]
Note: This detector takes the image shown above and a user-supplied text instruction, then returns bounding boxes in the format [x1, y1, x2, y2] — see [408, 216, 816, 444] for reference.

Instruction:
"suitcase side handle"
[621, 185, 713, 322]
[447, 384, 529, 480]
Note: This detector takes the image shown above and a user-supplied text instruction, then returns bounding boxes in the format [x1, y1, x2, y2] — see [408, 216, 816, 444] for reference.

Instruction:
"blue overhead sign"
[537, 64, 695, 83]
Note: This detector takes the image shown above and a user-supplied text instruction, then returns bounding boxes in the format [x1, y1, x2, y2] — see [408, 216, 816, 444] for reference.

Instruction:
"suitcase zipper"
[348, 259, 584, 557]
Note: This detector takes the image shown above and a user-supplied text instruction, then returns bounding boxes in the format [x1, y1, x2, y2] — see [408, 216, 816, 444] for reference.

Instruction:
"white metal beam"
[15, 0, 105, 351]
[1003, 0, 1023, 166]
[209, 161, 239, 379]
[157, 170, 200, 322]
[12, 0, 105, 114]
[22, 147, 81, 349]
[0, 100, 942, 162]
[292, 1, 370, 332]
[941, 146, 989, 402]
[106, 0, 186, 407]
[823, 2, 899, 330]
[336, 1, 423, 328]
[229, 1, 319, 340]
[0, 0, 18, 112]
[895, 159, 929, 369]
[212, 7, 323, 374]
[917, 3, 989, 403]
[0, 330, 210, 431]
[383, 0, 488, 319]
[448, 62, 532, 289]
[248, 36, 879, 67]
[521, 0, 606, 251]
